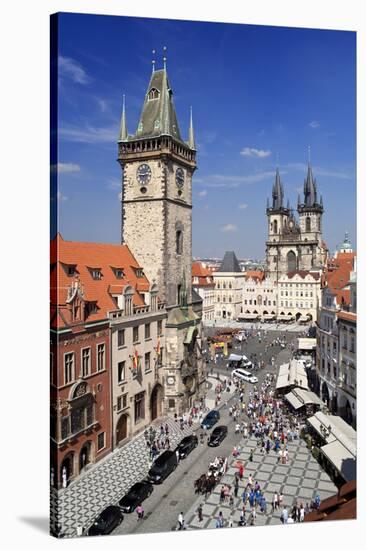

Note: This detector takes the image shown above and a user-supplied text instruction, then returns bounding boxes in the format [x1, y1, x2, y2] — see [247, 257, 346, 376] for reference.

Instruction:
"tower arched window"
[176, 230, 183, 255]
[287, 251, 297, 273]
[318, 217, 321, 231]
[273, 220, 278, 233]
[306, 216, 311, 232]
[148, 88, 160, 100]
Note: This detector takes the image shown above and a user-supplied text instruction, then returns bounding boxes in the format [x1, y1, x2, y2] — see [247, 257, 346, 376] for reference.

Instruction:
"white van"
[231, 368, 258, 384]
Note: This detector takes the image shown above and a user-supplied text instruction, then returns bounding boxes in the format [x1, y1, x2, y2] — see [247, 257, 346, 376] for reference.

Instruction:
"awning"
[263, 314, 275, 319]
[285, 392, 304, 410]
[321, 441, 356, 482]
[227, 353, 242, 362]
[238, 314, 259, 320]
[299, 315, 310, 322]
[297, 338, 317, 351]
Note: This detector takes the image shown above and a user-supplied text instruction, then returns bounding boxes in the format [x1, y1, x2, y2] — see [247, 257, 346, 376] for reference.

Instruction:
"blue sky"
[55, 13, 356, 259]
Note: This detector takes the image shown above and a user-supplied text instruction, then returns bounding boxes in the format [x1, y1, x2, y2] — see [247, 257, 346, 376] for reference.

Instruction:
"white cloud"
[118, 192, 123, 201]
[285, 162, 353, 180]
[107, 177, 121, 190]
[59, 56, 90, 85]
[309, 120, 320, 128]
[221, 224, 238, 232]
[240, 147, 272, 158]
[59, 123, 118, 143]
[238, 203, 248, 209]
[54, 162, 81, 173]
[96, 98, 108, 112]
[198, 190, 207, 197]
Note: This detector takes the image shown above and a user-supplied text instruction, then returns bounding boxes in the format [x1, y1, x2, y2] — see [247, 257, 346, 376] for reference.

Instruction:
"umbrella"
[234, 460, 243, 468]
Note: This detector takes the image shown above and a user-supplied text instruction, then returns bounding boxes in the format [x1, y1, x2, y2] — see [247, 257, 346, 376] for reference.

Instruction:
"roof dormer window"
[135, 268, 144, 278]
[89, 268, 102, 280]
[114, 268, 124, 279]
[148, 88, 160, 100]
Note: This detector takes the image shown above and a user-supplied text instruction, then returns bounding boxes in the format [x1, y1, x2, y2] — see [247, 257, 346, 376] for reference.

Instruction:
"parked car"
[88, 506, 123, 536]
[231, 368, 258, 384]
[176, 434, 198, 459]
[119, 481, 153, 513]
[201, 410, 220, 429]
[147, 450, 177, 483]
[208, 425, 228, 447]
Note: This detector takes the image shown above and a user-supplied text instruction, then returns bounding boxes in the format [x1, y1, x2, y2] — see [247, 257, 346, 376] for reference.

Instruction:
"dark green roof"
[132, 69, 182, 141]
[218, 251, 242, 273]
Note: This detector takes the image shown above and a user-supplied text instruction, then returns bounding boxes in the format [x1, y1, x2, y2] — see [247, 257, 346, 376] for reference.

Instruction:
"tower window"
[273, 220, 278, 233]
[148, 88, 160, 100]
[176, 230, 183, 255]
[306, 216, 311, 232]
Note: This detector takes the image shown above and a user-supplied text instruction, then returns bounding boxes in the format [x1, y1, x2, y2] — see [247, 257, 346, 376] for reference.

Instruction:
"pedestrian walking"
[196, 503, 203, 522]
[177, 512, 184, 530]
[136, 505, 144, 520]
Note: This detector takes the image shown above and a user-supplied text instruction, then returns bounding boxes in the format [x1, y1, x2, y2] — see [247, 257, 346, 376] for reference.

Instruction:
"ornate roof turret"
[297, 162, 323, 214]
[267, 168, 290, 215]
[132, 66, 183, 142]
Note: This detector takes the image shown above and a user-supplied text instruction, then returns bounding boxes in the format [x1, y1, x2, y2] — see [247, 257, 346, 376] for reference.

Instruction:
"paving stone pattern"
[185, 436, 338, 529]
[50, 417, 194, 538]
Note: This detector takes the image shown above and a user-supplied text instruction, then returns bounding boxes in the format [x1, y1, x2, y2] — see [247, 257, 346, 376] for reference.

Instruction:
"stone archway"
[295, 312, 302, 321]
[60, 453, 74, 487]
[321, 382, 330, 407]
[150, 384, 164, 421]
[116, 413, 129, 445]
[79, 441, 93, 473]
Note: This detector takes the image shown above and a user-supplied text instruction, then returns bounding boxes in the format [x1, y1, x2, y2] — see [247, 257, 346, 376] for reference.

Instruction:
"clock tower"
[117, 60, 205, 415]
[117, 65, 196, 309]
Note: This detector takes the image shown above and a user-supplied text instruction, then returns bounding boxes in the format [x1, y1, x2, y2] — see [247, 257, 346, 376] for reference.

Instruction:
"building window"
[118, 361, 126, 383]
[64, 353, 74, 385]
[125, 295, 133, 316]
[97, 432, 105, 451]
[67, 265, 76, 276]
[81, 348, 91, 377]
[145, 323, 151, 339]
[343, 331, 348, 350]
[133, 326, 139, 343]
[117, 329, 125, 348]
[115, 268, 124, 279]
[148, 87, 160, 100]
[273, 220, 278, 233]
[135, 269, 144, 278]
[176, 230, 183, 255]
[117, 394, 128, 411]
[134, 392, 145, 422]
[145, 352, 151, 372]
[157, 320, 163, 336]
[168, 398, 175, 409]
[306, 217, 311, 232]
[91, 268, 102, 280]
[97, 343, 105, 371]
[350, 336, 355, 353]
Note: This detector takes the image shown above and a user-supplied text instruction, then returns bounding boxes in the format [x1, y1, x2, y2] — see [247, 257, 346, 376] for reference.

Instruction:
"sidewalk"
[50, 417, 194, 538]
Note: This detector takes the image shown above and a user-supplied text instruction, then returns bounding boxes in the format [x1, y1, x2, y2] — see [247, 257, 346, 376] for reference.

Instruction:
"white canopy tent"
[276, 359, 309, 391]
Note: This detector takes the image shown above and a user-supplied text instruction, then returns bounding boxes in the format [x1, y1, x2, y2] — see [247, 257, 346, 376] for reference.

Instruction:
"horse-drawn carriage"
[194, 456, 227, 495]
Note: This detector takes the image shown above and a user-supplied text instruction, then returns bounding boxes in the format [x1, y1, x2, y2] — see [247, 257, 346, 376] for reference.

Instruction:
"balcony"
[108, 302, 165, 321]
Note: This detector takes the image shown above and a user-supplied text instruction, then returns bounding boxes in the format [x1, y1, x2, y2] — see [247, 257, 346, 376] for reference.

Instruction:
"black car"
[201, 410, 220, 429]
[208, 425, 228, 447]
[147, 450, 178, 483]
[176, 434, 198, 459]
[119, 481, 153, 513]
[88, 506, 123, 536]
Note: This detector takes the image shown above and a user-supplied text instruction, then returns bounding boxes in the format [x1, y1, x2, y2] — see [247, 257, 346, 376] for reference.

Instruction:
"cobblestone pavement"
[50, 375, 236, 538]
[185, 435, 338, 529]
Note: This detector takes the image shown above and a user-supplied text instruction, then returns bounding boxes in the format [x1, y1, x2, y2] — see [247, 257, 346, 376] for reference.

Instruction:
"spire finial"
[188, 105, 196, 150]
[163, 46, 167, 70]
[119, 94, 128, 141]
[276, 151, 279, 168]
[308, 145, 311, 164]
[152, 49, 156, 73]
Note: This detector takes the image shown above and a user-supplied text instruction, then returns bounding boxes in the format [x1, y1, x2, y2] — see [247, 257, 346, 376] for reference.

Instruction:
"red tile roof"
[286, 270, 320, 280]
[50, 234, 151, 329]
[337, 310, 356, 323]
[245, 270, 265, 281]
[304, 480, 356, 522]
[192, 261, 215, 287]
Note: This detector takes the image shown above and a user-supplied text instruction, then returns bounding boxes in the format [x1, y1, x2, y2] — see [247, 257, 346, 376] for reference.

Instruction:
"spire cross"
[152, 49, 156, 73]
[163, 46, 167, 69]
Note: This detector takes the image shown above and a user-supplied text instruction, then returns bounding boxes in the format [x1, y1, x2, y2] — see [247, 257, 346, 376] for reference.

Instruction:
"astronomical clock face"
[136, 163, 151, 185]
[175, 167, 185, 189]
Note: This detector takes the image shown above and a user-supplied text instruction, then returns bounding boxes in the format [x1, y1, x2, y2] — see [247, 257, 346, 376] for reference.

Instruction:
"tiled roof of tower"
[132, 68, 183, 142]
[50, 234, 151, 329]
[245, 270, 265, 281]
[217, 251, 242, 273]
